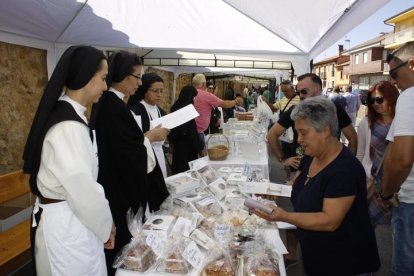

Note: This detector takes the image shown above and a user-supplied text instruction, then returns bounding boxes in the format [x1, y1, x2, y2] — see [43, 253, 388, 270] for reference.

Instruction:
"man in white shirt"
[381, 41, 414, 276]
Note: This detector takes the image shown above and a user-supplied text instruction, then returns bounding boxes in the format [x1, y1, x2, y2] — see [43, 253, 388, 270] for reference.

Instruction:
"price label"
[242, 161, 252, 176]
[214, 223, 230, 240]
[182, 241, 204, 269]
[145, 231, 162, 256]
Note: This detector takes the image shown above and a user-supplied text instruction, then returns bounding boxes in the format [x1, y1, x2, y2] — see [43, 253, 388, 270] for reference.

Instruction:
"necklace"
[305, 174, 312, 185]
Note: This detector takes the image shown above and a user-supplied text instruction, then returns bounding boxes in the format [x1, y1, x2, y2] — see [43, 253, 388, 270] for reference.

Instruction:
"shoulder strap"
[281, 96, 296, 113]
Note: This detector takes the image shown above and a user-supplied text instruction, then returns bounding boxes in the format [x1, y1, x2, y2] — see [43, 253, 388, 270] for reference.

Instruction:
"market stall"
[115, 118, 288, 276]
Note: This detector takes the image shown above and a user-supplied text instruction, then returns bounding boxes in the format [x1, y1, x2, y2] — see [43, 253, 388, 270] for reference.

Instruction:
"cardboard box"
[165, 173, 200, 196]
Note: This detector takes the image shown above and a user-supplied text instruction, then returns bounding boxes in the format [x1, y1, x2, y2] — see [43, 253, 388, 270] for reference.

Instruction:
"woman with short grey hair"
[250, 96, 380, 275]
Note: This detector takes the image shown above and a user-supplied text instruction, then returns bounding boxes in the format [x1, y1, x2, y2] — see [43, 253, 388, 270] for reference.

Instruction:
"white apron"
[35, 201, 107, 276]
[143, 103, 167, 177]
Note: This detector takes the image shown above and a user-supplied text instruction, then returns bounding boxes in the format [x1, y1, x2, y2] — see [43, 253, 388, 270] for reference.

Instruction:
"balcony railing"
[383, 26, 414, 46]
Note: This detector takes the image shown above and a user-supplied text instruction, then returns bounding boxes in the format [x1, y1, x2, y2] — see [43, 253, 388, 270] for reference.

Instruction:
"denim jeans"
[198, 132, 205, 149]
[392, 202, 414, 276]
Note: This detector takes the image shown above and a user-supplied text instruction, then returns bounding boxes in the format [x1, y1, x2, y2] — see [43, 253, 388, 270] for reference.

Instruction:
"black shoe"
[284, 257, 299, 270]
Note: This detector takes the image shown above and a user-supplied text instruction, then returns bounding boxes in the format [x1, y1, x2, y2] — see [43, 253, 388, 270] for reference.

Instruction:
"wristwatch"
[379, 188, 393, 201]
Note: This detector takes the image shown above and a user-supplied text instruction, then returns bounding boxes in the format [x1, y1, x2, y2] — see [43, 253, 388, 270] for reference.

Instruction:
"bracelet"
[379, 188, 393, 201]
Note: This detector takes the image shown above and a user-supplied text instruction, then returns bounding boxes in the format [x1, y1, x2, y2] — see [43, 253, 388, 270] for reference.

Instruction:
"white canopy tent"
[0, 0, 389, 77]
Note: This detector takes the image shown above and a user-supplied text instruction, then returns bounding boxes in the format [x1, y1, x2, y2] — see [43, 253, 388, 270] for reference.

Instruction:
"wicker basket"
[207, 134, 230, 161]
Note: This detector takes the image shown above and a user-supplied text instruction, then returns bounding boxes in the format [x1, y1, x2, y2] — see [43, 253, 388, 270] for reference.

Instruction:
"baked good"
[253, 266, 279, 276]
[123, 243, 156, 272]
[158, 253, 189, 274]
[202, 259, 234, 276]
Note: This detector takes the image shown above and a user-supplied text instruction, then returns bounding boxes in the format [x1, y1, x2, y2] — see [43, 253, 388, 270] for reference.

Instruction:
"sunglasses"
[297, 89, 308, 95]
[368, 97, 384, 105]
[389, 61, 408, 79]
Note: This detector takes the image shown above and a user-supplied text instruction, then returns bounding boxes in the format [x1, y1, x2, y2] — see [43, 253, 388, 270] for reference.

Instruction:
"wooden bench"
[0, 170, 32, 275]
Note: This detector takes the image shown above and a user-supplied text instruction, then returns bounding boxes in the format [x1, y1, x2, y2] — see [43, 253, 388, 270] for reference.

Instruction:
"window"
[382, 50, 388, 61]
[359, 76, 369, 89]
[355, 54, 359, 65]
[363, 52, 368, 63]
[331, 64, 335, 76]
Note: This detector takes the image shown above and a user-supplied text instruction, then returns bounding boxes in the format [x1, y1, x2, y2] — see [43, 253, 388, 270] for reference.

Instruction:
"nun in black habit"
[127, 73, 169, 177]
[90, 51, 169, 275]
[168, 85, 204, 174]
[23, 46, 114, 276]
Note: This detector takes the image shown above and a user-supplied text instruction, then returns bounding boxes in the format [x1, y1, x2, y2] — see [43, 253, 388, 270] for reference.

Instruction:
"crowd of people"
[22, 41, 414, 276]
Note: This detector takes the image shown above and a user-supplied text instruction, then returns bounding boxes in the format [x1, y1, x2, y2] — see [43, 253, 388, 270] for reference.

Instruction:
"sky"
[314, 0, 413, 62]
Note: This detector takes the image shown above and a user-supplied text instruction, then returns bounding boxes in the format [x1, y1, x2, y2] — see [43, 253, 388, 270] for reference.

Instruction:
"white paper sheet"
[151, 104, 199, 129]
[276, 221, 296, 229]
[240, 182, 292, 197]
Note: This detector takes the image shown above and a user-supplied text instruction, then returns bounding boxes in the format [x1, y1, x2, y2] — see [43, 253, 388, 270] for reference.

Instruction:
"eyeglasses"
[368, 97, 384, 105]
[297, 89, 308, 95]
[148, 88, 163, 94]
[130, 73, 142, 80]
[389, 61, 408, 79]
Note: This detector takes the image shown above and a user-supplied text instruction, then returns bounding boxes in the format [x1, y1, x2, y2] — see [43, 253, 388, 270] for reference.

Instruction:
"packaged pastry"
[201, 258, 234, 276]
[201, 244, 237, 276]
[196, 165, 220, 185]
[142, 214, 176, 241]
[227, 173, 247, 185]
[113, 208, 157, 272]
[156, 237, 191, 275]
[243, 240, 280, 276]
[173, 191, 210, 207]
[190, 196, 224, 217]
[165, 172, 200, 195]
[190, 229, 216, 251]
[208, 178, 227, 201]
[121, 239, 157, 272]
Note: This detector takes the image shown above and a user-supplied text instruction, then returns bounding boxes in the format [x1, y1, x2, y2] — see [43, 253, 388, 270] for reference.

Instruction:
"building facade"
[343, 34, 389, 89]
[312, 46, 350, 89]
[383, 6, 414, 50]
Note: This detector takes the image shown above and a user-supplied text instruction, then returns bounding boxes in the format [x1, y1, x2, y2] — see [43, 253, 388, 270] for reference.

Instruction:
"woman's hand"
[145, 124, 170, 142]
[104, 233, 115, 249]
[104, 223, 116, 249]
[249, 204, 285, 222]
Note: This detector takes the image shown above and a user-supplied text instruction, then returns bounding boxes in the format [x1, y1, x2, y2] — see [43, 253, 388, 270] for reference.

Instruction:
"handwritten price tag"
[145, 231, 162, 256]
[182, 241, 204, 269]
[242, 161, 252, 176]
[214, 223, 230, 240]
